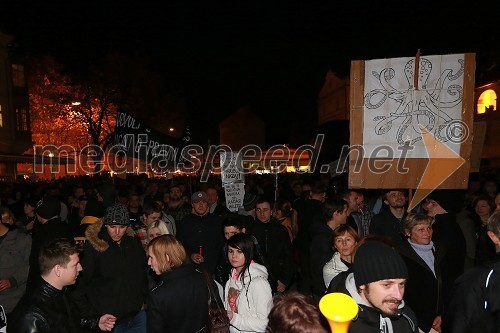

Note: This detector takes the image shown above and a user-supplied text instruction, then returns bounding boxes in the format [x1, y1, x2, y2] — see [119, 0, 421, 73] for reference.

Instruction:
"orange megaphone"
[319, 292, 358, 333]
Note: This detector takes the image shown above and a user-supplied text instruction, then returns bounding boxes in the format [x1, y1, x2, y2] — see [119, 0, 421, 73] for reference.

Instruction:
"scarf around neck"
[408, 239, 435, 276]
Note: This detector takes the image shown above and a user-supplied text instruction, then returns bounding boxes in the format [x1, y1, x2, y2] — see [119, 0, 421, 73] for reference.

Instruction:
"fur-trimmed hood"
[84, 221, 136, 252]
[80, 216, 102, 225]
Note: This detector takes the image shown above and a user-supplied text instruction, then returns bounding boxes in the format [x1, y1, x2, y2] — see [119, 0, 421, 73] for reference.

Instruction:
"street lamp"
[48, 152, 55, 179]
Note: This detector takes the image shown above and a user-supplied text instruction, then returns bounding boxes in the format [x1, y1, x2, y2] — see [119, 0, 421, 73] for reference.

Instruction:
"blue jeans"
[113, 310, 147, 333]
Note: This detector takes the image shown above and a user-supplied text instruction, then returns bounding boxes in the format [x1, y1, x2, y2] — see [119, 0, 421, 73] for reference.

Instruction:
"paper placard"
[224, 182, 245, 212]
[220, 151, 244, 183]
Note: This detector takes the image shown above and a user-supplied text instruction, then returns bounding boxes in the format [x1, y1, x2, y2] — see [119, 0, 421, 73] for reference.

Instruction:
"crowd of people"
[0, 170, 499, 332]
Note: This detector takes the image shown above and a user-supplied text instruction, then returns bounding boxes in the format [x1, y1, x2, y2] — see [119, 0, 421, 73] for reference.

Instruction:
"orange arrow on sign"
[408, 126, 465, 211]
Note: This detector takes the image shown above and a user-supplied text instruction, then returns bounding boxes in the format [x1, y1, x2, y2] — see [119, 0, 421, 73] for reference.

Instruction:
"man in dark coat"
[295, 181, 326, 294]
[10, 238, 116, 333]
[207, 187, 231, 217]
[369, 189, 408, 245]
[309, 198, 348, 300]
[424, 189, 466, 304]
[176, 191, 225, 275]
[71, 203, 148, 333]
[27, 195, 70, 292]
[443, 210, 500, 333]
[246, 199, 294, 294]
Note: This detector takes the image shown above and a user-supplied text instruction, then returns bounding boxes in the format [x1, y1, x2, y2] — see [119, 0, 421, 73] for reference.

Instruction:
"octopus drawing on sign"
[364, 57, 464, 145]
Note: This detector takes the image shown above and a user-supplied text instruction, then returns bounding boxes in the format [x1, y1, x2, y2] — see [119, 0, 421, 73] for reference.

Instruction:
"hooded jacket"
[340, 273, 418, 333]
[224, 262, 273, 333]
[323, 251, 350, 289]
[71, 221, 148, 323]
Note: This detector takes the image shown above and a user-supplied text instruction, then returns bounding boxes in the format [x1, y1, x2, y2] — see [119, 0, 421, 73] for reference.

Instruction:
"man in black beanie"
[71, 203, 148, 333]
[335, 241, 418, 333]
[26, 195, 70, 292]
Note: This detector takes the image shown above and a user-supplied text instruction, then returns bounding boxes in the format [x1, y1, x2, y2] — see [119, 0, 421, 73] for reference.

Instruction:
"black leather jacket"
[9, 277, 99, 333]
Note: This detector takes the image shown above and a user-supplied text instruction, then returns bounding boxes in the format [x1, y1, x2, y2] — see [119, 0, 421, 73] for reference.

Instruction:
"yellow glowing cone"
[319, 293, 358, 333]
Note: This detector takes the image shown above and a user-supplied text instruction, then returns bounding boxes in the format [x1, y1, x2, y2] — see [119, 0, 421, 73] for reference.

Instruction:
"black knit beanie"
[353, 241, 408, 288]
[243, 193, 259, 211]
[426, 189, 464, 214]
[84, 199, 106, 218]
[96, 183, 117, 209]
[103, 203, 130, 226]
[36, 195, 61, 220]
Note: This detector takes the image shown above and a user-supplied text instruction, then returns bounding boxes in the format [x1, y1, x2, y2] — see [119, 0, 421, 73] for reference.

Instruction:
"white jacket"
[224, 262, 273, 333]
[323, 251, 349, 288]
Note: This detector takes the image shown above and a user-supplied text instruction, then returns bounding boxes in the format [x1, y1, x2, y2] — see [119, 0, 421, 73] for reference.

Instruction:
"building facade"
[0, 32, 32, 180]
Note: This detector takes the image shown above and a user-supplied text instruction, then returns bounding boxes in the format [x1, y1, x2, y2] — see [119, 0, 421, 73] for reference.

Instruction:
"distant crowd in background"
[0, 169, 499, 332]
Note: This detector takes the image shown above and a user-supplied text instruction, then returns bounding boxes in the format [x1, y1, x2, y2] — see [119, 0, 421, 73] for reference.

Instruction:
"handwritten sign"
[224, 182, 245, 212]
[220, 151, 244, 183]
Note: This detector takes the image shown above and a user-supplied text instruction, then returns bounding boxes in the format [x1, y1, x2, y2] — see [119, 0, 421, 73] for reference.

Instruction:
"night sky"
[0, 1, 498, 146]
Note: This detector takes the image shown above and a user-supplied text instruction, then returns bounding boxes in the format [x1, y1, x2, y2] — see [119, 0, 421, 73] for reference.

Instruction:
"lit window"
[0, 105, 3, 127]
[11, 64, 26, 87]
[477, 89, 497, 114]
[16, 107, 28, 131]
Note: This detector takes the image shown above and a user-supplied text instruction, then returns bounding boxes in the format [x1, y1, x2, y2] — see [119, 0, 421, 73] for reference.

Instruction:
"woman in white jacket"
[322, 224, 359, 289]
[224, 233, 273, 333]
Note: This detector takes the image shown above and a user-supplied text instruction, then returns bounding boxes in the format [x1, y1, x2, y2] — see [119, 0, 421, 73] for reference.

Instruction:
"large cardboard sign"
[349, 53, 475, 189]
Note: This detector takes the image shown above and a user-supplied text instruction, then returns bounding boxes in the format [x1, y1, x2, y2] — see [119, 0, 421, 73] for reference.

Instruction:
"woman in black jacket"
[147, 235, 208, 332]
[397, 213, 446, 333]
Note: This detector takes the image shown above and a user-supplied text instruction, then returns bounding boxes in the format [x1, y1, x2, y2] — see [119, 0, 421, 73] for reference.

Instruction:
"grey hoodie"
[344, 273, 418, 333]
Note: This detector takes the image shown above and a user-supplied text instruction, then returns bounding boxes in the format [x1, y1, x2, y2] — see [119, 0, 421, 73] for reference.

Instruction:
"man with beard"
[334, 241, 418, 333]
[164, 185, 191, 227]
[369, 190, 408, 245]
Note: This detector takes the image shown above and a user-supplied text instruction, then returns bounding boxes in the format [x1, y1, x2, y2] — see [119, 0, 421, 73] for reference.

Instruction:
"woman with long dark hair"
[225, 233, 273, 332]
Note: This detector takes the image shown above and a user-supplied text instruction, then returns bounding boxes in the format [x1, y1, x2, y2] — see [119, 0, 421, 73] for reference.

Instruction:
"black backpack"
[326, 268, 351, 294]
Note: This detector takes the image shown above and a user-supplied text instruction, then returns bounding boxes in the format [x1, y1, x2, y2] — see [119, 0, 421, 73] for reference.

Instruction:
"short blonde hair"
[403, 213, 433, 233]
[147, 220, 169, 242]
[147, 235, 186, 273]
